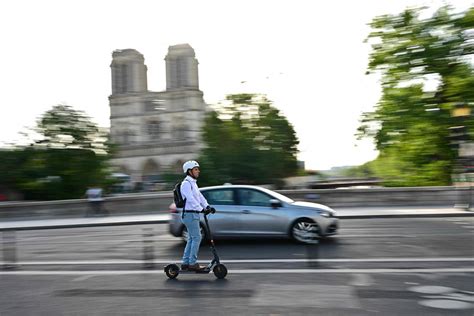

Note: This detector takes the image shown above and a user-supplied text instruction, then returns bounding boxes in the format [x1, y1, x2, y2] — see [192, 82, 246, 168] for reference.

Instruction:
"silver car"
[169, 184, 339, 244]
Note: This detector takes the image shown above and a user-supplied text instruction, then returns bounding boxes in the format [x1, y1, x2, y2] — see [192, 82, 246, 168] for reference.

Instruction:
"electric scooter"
[164, 210, 228, 279]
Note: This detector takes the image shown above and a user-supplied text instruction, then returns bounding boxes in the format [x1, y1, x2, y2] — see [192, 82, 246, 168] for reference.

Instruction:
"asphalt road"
[1, 216, 473, 315]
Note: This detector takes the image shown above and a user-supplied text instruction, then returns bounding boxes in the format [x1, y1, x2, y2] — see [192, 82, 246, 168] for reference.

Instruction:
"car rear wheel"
[291, 219, 320, 244]
[181, 225, 206, 242]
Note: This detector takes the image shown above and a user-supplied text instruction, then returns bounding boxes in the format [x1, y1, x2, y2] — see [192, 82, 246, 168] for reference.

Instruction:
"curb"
[2, 212, 473, 231]
[339, 213, 474, 219]
[0, 219, 169, 231]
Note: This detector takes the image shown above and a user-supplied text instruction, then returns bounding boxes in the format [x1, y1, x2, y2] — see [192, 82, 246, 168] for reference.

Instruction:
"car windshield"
[257, 187, 294, 204]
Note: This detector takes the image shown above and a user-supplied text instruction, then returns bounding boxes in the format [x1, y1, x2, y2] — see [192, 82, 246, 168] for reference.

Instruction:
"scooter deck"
[178, 268, 211, 274]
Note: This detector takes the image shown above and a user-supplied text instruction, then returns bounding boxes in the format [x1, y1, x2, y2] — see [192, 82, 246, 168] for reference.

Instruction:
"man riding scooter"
[179, 160, 216, 272]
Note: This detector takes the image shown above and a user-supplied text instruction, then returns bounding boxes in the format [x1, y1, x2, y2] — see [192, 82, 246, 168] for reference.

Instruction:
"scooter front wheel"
[164, 264, 180, 279]
[213, 264, 227, 279]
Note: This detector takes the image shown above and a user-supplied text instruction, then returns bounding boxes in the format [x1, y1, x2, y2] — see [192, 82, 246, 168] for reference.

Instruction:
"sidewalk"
[1, 206, 472, 231]
[335, 206, 474, 219]
[0, 214, 169, 231]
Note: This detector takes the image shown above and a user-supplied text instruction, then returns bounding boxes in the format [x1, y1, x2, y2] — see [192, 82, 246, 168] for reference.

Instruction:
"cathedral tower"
[165, 44, 199, 91]
[110, 49, 148, 95]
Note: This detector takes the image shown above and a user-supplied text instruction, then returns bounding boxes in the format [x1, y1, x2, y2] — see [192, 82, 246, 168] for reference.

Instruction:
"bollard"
[2, 230, 18, 270]
[305, 226, 319, 268]
[142, 228, 155, 269]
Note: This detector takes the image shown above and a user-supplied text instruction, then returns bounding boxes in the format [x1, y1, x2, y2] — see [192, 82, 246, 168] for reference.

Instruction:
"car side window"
[202, 189, 235, 205]
[239, 189, 272, 207]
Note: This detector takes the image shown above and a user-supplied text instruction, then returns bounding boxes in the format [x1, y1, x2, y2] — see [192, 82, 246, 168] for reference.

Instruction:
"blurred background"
[1, 2, 473, 315]
[0, 1, 472, 206]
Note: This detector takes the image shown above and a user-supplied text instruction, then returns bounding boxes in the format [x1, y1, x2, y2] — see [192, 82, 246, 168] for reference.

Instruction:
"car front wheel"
[290, 219, 320, 244]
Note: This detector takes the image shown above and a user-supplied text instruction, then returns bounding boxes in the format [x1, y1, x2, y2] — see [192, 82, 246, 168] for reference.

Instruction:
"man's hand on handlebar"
[202, 206, 216, 215]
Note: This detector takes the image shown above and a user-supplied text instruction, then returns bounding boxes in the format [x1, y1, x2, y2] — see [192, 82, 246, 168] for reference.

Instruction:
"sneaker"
[181, 264, 189, 271]
[188, 263, 206, 271]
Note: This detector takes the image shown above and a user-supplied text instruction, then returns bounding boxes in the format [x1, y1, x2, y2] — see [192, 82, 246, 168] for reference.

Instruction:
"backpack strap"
[181, 178, 193, 218]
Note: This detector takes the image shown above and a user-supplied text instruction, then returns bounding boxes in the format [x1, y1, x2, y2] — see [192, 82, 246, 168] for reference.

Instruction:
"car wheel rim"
[292, 221, 319, 243]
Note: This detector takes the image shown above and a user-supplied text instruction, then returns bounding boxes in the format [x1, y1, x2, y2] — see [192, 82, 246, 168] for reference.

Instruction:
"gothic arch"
[173, 159, 185, 174]
[117, 165, 131, 175]
[173, 114, 187, 140]
[142, 158, 161, 183]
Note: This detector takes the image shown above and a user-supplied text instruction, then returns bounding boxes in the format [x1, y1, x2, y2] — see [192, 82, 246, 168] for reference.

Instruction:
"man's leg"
[187, 217, 203, 270]
[181, 214, 193, 268]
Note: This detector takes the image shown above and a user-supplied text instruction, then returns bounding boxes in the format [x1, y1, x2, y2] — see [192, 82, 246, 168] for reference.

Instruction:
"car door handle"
[241, 210, 251, 214]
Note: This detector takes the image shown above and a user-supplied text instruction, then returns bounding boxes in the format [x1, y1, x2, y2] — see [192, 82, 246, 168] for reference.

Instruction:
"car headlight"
[319, 210, 331, 217]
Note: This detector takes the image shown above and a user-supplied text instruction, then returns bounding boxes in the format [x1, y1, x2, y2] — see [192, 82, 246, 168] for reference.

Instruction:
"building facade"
[109, 44, 207, 185]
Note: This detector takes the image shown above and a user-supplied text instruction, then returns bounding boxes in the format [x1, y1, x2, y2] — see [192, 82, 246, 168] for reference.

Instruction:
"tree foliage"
[198, 94, 299, 187]
[0, 105, 113, 200]
[358, 6, 474, 186]
[35, 104, 109, 152]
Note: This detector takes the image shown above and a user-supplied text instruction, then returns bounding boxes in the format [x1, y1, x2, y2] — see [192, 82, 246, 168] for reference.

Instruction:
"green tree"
[198, 94, 299, 186]
[35, 104, 108, 152]
[0, 105, 114, 200]
[358, 6, 474, 186]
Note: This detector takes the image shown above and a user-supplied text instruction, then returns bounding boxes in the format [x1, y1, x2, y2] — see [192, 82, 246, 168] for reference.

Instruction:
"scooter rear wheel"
[164, 264, 180, 279]
[213, 264, 227, 279]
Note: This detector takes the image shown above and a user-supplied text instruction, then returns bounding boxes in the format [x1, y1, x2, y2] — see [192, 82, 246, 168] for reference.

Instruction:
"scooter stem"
[203, 213, 213, 240]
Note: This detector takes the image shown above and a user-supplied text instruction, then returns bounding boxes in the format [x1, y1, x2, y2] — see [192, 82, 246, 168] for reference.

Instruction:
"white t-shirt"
[180, 176, 208, 211]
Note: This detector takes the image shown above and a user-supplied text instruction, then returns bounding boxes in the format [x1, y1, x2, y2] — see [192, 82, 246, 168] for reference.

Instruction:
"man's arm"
[198, 190, 209, 209]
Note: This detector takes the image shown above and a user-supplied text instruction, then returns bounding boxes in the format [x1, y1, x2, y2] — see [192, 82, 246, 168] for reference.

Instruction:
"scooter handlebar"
[202, 206, 216, 215]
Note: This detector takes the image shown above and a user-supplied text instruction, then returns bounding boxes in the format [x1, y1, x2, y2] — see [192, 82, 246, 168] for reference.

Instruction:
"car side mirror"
[269, 199, 282, 208]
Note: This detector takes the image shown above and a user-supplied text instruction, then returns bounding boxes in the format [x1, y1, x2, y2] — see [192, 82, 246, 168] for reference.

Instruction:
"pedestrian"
[85, 185, 107, 216]
[180, 160, 215, 271]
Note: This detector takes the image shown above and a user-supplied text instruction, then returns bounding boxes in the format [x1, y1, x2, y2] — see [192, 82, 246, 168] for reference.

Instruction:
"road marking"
[409, 286, 455, 294]
[17, 235, 175, 243]
[18, 239, 154, 244]
[408, 285, 474, 310]
[418, 299, 473, 310]
[223, 258, 474, 263]
[72, 275, 95, 282]
[337, 234, 418, 238]
[349, 273, 374, 286]
[251, 284, 359, 308]
[229, 268, 474, 274]
[2, 257, 474, 265]
[17, 234, 473, 243]
[1, 268, 473, 275]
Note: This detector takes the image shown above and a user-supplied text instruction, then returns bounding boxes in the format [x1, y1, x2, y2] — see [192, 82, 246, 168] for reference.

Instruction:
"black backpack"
[173, 180, 186, 208]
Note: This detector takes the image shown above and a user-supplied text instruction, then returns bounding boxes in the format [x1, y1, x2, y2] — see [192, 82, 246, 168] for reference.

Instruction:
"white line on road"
[336, 234, 418, 238]
[13, 234, 473, 243]
[1, 268, 473, 275]
[72, 275, 95, 282]
[2, 257, 474, 265]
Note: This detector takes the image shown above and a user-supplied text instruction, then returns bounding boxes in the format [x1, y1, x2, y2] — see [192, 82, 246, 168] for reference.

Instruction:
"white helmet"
[183, 160, 200, 174]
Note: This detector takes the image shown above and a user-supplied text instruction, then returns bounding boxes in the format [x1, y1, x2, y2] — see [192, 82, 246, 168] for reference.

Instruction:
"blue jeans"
[181, 212, 202, 265]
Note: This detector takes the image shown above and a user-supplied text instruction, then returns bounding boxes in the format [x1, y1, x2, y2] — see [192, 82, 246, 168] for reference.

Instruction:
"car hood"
[290, 201, 336, 214]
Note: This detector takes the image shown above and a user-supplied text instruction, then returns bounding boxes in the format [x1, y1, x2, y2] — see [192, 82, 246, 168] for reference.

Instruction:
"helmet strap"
[187, 170, 197, 179]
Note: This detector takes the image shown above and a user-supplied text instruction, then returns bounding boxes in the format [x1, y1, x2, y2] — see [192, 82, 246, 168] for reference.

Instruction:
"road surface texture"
[1, 216, 473, 315]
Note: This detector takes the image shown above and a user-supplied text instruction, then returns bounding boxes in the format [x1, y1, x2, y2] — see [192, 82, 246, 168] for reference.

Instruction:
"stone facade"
[109, 44, 207, 184]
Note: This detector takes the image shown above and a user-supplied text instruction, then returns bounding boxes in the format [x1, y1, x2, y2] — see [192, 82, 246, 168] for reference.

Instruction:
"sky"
[0, 0, 472, 170]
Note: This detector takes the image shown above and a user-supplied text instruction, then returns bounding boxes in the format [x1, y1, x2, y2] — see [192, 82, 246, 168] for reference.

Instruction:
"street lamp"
[451, 103, 472, 210]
